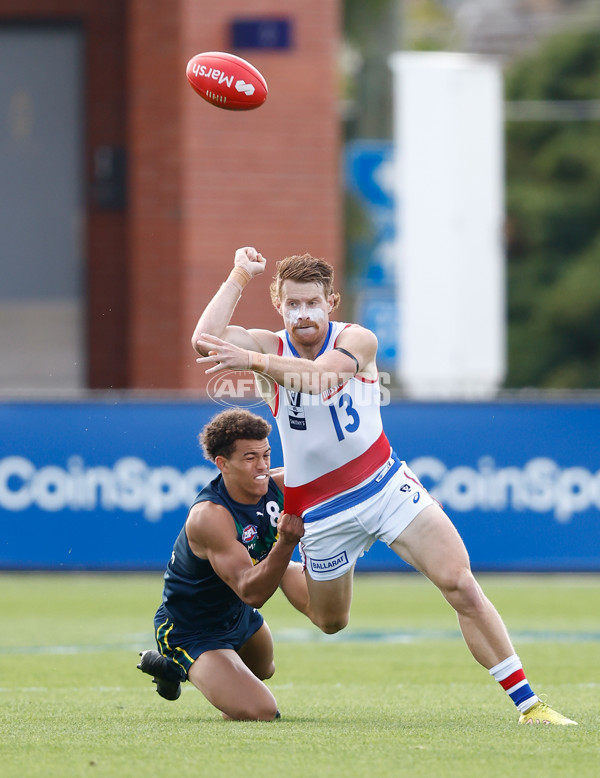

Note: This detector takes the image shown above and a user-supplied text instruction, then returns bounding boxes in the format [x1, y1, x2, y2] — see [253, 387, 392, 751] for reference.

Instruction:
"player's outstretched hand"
[234, 246, 266, 278]
[277, 513, 304, 546]
[195, 333, 251, 373]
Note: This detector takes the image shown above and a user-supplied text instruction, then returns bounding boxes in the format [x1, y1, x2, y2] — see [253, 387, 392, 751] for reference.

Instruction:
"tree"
[505, 30, 600, 388]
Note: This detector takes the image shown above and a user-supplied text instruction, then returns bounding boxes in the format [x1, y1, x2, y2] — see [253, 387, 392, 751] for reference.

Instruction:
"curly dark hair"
[269, 253, 341, 310]
[199, 408, 272, 462]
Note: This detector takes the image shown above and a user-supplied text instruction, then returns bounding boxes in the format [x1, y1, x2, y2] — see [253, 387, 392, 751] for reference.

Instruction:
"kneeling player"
[138, 409, 309, 720]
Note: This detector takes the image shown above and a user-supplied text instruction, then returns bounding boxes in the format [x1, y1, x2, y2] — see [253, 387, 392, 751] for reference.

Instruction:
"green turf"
[1, 573, 598, 777]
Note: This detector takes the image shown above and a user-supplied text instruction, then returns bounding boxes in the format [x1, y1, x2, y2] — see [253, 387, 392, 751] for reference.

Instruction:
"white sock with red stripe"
[489, 654, 538, 712]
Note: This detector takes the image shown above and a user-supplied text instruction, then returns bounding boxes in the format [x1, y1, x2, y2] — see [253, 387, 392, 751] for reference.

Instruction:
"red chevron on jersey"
[283, 430, 391, 516]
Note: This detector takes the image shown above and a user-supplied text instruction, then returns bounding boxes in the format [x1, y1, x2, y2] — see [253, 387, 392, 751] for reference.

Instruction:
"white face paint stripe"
[283, 305, 326, 326]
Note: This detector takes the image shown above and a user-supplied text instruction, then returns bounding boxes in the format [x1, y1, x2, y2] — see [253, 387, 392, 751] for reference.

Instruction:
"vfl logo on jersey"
[286, 390, 307, 430]
[242, 525, 259, 544]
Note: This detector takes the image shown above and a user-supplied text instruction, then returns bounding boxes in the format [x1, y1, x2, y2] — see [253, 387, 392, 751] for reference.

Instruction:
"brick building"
[0, 1, 342, 393]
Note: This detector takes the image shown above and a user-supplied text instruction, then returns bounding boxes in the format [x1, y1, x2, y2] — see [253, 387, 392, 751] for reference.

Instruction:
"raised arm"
[191, 246, 276, 356]
[195, 323, 379, 393]
[186, 501, 304, 609]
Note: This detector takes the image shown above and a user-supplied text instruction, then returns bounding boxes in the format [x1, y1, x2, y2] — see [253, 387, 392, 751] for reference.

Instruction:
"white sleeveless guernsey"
[271, 321, 393, 519]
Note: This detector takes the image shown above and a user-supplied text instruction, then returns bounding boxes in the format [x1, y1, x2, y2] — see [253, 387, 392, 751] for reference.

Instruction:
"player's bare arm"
[191, 247, 277, 356]
[270, 468, 285, 490]
[195, 324, 378, 393]
[333, 324, 379, 379]
[186, 501, 304, 609]
[268, 467, 313, 618]
[268, 468, 313, 618]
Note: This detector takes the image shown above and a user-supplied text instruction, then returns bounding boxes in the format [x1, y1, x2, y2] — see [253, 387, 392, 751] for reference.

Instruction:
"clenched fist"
[234, 246, 266, 278]
[276, 513, 304, 547]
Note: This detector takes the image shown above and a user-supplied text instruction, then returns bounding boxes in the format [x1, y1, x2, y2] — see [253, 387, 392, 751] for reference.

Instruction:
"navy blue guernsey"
[160, 474, 284, 628]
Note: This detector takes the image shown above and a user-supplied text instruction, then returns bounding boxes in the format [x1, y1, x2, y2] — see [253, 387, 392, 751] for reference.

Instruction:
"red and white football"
[186, 51, 268, 111]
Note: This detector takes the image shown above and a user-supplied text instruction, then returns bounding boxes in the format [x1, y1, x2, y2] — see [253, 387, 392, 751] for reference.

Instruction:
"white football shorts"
[299, 459, 434, 581]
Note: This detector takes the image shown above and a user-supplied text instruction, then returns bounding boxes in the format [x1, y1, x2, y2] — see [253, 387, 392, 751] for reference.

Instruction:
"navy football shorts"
[153, 602, 264, 679]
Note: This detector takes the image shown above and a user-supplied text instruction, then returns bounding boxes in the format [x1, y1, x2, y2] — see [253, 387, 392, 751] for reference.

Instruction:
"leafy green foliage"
[343, 0, 392, 47]
[505, 31, 600, 387]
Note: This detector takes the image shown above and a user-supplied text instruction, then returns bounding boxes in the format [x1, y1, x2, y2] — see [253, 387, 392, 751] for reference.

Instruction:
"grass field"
[1, 572, 598, 777]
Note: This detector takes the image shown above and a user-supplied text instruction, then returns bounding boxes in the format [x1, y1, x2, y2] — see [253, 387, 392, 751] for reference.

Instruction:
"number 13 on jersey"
[328, 392, 360, 441]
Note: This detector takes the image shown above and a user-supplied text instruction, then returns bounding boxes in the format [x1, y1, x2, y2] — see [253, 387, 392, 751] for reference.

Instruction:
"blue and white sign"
[1, 400, 599, 571]
[345, 140, 396, 285]
[0, 402, 253, 570]
[344, 140, 398, 367]
[373, 402, 600, 572]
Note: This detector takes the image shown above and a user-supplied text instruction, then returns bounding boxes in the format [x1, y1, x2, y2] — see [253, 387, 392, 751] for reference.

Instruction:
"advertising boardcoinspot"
[0, 400, 599, 571]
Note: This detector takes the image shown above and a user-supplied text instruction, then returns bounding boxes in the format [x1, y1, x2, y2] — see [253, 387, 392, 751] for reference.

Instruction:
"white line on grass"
[1, 628, 599, 655]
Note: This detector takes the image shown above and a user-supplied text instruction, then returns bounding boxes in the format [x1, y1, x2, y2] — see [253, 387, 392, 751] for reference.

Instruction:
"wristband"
[250, 351, 270, 374]
[228, 266, 252, 290]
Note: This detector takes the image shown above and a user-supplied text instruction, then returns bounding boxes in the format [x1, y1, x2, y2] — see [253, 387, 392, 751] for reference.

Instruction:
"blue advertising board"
[344, 140, 398, 368]
[1, 399, 599, 571]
